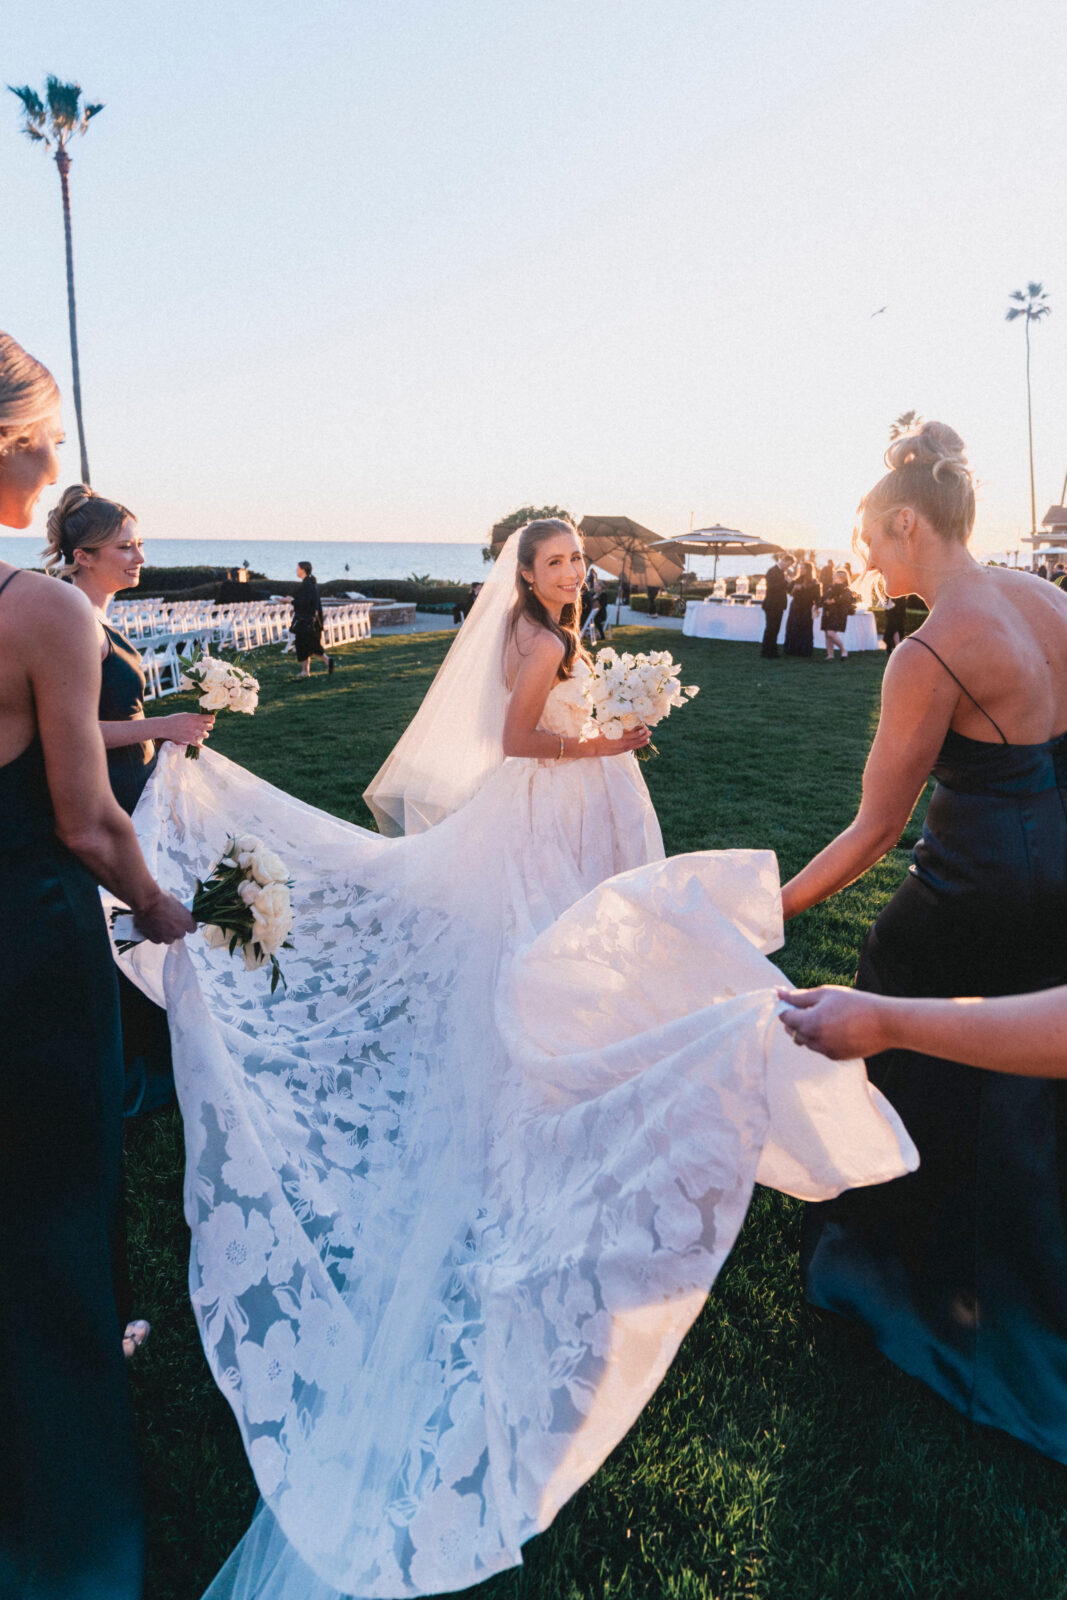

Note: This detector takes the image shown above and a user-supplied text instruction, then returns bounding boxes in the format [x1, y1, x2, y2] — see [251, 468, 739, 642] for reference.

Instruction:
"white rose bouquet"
[179, 648, 260, 758]
[579, 648, 699, 759]
[112, 835, 294, 992]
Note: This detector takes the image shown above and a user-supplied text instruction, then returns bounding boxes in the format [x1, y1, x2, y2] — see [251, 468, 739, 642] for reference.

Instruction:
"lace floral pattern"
[118, 721, 915, 1600]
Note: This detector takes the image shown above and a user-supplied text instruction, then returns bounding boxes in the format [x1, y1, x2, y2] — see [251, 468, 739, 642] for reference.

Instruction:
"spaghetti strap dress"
[101, 621, 157, 817]
[0, 576, 142, 1596]
[99, 620, 174, 1121]
[802, 636, 1067, 1462]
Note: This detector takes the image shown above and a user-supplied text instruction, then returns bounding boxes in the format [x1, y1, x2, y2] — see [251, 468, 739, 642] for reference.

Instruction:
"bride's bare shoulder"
[509, 615, 564, 665]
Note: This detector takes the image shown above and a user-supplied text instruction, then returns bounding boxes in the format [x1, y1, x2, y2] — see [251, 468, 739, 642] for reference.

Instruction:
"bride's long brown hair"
[511, 518, 590, 683]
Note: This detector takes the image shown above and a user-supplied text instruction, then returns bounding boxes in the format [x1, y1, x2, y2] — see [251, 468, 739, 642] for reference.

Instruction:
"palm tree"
[889, 410, 923, 441]
[1005, 282, 1052, 537]
[9, 76, 104, 484]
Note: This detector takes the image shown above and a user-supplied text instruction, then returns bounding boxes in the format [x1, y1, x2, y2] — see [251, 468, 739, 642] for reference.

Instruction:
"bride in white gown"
[119, 520, 916, 1600]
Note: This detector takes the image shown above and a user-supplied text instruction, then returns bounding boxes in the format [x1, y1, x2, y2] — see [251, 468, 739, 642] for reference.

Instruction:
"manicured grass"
[129, 630, 1067, 1600]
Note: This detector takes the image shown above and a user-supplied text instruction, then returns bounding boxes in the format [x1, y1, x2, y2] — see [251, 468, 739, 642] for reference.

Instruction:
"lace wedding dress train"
[119, 683, 915, 1600]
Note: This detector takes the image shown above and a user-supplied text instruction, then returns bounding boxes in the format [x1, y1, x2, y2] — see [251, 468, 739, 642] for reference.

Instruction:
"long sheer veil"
[363, 535, 519, 835]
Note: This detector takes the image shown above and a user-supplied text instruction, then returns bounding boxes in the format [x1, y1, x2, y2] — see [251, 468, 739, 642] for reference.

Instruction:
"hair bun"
[45, 484, 93, 548]
[885, 420, 970, 483]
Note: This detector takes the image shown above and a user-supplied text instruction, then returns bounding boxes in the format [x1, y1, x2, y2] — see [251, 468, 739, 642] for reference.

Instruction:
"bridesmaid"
[782, 422, 1067, 1464]
[44, 486, 213, 1121]
[0, 329, 194, 1599]
[44, 484, 215, 814]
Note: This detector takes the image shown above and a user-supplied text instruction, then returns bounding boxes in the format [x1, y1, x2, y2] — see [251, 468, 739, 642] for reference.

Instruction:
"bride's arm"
[502, 634, 648, 759]
[780, 641, 955, 919]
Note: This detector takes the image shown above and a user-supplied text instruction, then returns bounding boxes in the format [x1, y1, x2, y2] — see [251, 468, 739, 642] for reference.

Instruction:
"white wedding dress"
[118, 646, 917, 1600]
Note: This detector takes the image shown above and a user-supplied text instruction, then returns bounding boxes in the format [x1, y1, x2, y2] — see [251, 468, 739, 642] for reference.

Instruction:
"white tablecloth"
[682, 602, 880, 651]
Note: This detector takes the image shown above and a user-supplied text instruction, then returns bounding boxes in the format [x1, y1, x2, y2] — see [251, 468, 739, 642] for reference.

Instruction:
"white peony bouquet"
[195, 836, 294, 991]
[179, 648, 260, 758]
[579, 648, 699, 759]
[111, 835, 294, 992]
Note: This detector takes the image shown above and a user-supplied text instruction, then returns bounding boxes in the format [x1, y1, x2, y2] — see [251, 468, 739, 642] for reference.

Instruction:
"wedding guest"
[292, 558, 333, 676]
[783, 560, 821, 657]
[591, 574, 609, 641]
[779, 981, 1067, 1074]
[820, 567, 856, 660]
[0, 329, 193, 1600]
[645, 580, 661, 614]
[453, 580, 482, 625]
[760, 552, 791, 658]
[782, 420, 1067, 1466]
[818, 558, 834, 591]
[881, 591, 907, 652]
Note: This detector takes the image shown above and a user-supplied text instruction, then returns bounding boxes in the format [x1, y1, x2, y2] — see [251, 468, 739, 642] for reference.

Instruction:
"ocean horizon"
[0, 532, 1029, 587]
[1, 532, 859, 587]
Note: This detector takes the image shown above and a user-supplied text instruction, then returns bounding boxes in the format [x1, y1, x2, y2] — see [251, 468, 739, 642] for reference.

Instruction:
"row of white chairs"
[135, 603, 373, 700]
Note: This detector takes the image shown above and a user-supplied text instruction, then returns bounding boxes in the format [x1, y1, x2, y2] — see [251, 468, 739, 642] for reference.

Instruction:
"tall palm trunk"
[54, 146, 90, 484]
[1025, 319, 1036, 537]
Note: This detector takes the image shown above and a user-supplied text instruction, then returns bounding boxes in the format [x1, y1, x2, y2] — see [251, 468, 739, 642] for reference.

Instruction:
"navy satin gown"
[99, 621, 173, 1121]
[803, 715, 1067, 1462]
[0, 740, 142, 1597]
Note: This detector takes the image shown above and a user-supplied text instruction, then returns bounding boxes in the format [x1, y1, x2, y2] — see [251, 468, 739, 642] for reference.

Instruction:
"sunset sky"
[4, 0, 1065, 554]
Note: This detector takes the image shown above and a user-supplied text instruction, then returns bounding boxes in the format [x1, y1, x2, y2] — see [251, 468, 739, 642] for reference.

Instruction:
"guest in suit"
[760, 553, 792, 658]
[881, 592, 908, 653]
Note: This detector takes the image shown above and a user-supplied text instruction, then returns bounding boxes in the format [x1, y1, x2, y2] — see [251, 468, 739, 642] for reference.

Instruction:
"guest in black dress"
[292, 559, 334, 676]
[783, 561, 821, 657]
[760, 553, 791, 658]
[820, 567, 856, 660]
[0, 329, 194, 1600]
[782, 420, 1067, 1465]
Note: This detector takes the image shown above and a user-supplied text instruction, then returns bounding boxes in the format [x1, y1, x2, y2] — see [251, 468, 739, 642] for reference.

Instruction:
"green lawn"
[129, 630, 1067, 1600]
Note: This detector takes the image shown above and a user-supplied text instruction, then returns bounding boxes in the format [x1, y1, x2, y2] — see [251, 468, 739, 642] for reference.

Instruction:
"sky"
[3, 0, 1065, 555]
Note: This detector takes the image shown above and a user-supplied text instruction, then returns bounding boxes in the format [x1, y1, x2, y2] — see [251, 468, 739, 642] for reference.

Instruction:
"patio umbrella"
[650, 526, 786, 581]
[577, 516, 686, 622]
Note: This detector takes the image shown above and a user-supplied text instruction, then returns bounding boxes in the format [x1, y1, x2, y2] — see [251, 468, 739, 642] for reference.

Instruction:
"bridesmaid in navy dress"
[44, 486, 214, 1118]
[0, 330, 194, 1598]
[781, 422, 1067, 1463]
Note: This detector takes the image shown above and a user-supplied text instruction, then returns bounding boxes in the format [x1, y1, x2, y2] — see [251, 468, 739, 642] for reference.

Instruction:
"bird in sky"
[871, 306, 887, 317]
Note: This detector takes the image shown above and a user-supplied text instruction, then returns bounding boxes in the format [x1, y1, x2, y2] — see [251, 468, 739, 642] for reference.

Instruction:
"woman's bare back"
[915, 568, 1067, 745]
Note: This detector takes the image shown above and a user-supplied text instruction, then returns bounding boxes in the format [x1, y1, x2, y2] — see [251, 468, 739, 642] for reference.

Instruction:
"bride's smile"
[520, 528, 586, 618]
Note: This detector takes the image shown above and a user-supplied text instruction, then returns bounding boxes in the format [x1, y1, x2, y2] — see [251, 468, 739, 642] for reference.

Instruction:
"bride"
[120, 517, 916, 1599]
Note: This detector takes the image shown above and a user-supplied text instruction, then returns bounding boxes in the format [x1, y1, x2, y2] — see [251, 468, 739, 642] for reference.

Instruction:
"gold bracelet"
[558, 734, 565, 759]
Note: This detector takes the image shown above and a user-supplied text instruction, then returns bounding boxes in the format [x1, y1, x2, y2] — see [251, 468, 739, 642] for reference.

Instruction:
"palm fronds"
[7, 75, 104, 150]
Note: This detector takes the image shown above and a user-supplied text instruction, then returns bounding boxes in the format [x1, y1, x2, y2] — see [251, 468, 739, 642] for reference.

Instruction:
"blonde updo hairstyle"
[0, 330, 61, 459]
[855, 422, 975, 600]
[43, 485, 136, 580]
[512, 517, 589, 683]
